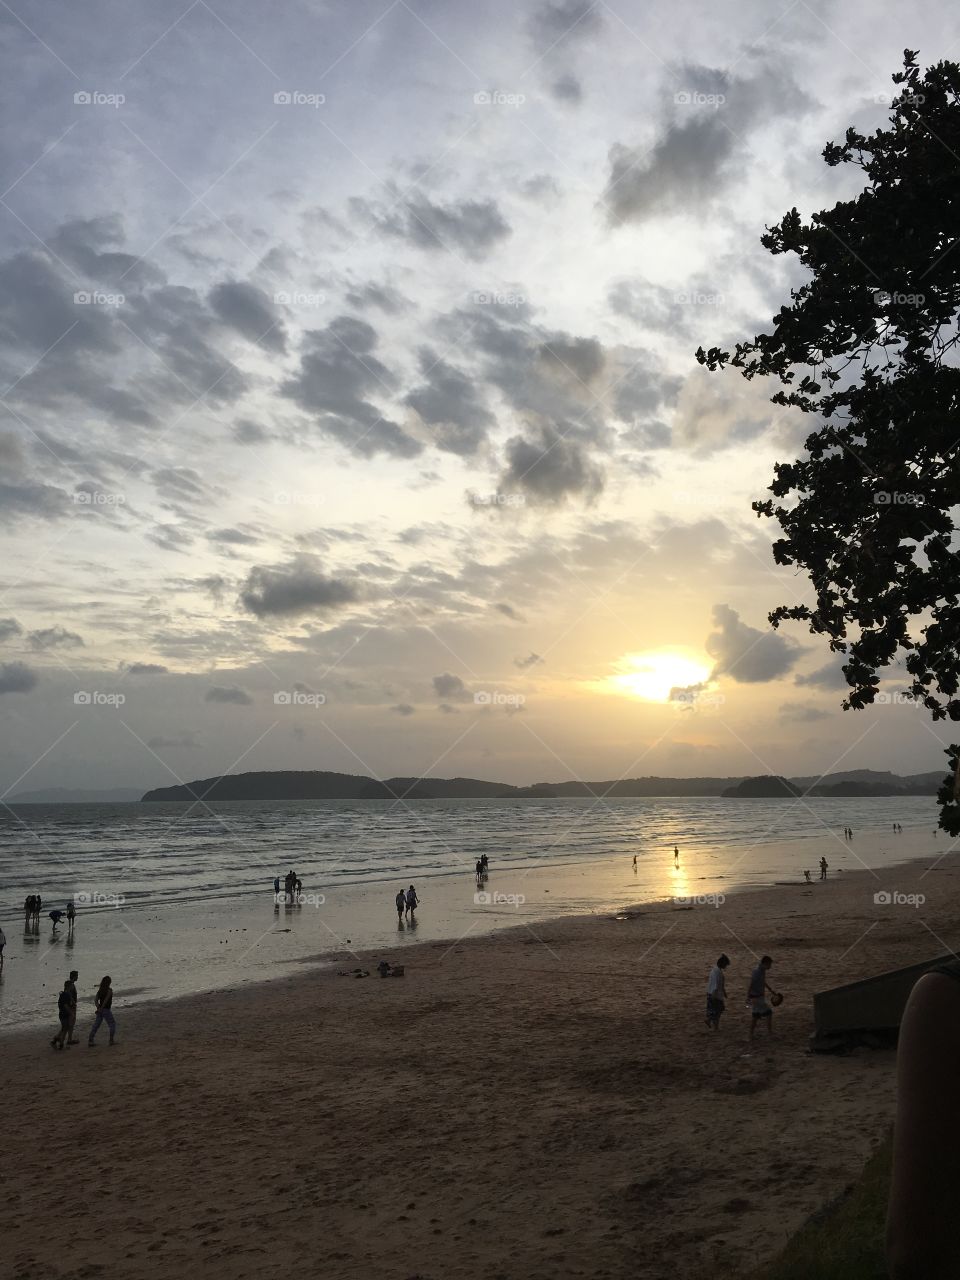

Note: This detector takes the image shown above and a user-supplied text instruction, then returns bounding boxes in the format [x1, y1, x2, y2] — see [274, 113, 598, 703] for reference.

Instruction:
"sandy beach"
[2, 844, 957, 1280]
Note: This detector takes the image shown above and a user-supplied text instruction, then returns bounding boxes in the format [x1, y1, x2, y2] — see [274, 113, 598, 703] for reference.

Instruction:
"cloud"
[0, 617, 23, 642]
[232, 418, 270, 445]
[515, 652, 543, 669]
[438, 703, 460, 714]
[209, 280, 286, 352]
[0, 480, 69, 523]
[496, 602, 526, 622]
[778, 701, 832, 722]
[433, 672, 470, 700]
[706, 603, 805, 683]
[795, 661, 850, 690]
[603, 63, 813, 224]
[125, 662, 168, 675]
[204, 685, 253, 705]
[240, 555, 359, 618]
[390, 703, 416, 715]
[528, 0, 602, 49]
[27, 626, 84, 651]
[0, 661, 37, 693]
[281, 316, 421, 459]
[404, 348, 494, 456]
[551, 73, 583, 103]
[357, 191, 511, 261]
[501, 425, 604, 504]
[206, 527, 259, 547]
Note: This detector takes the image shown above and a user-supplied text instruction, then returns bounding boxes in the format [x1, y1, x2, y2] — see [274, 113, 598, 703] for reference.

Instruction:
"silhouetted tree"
[697, 51, 960, 829]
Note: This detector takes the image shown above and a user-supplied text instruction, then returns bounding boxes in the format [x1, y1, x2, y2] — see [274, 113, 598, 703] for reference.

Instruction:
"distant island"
[139, 767, 947, 804]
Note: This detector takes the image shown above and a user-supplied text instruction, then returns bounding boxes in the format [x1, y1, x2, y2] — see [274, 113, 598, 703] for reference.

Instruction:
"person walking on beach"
[475, 859, 484, 887]
[66, 899, 75, 931]
[273, 875, 280, 898]
[395, 888, 406, 923]
[632, 855, 637, 870]
[706, 954, 730, 1030]
[674, 845, 679, 868]
[51, 981, 73, 1050]
[405, 885, 419, 921]
[819, 857, 828, 881]
[88, 976, 116, 1047]
[0, 924, 5, 968]
[65, 969, 79, 1044]
[747, 956, 779, 1040]
[34, 894, 42, 921]
[480, 854, 489, 878]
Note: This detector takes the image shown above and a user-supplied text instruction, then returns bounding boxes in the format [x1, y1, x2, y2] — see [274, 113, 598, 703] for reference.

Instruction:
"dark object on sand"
[811, 953, 956, 1053]
[770, 992, 784, 1007]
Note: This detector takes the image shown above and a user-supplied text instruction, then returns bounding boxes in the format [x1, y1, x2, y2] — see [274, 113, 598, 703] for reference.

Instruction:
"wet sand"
[1, 840, 957, 1280]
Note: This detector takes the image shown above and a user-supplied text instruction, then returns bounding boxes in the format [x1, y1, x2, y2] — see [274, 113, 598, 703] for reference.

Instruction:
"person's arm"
[887, 972, 960, 1278]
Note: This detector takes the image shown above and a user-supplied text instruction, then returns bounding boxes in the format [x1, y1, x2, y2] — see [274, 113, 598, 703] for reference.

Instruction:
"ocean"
[0, 794, 940, 1033]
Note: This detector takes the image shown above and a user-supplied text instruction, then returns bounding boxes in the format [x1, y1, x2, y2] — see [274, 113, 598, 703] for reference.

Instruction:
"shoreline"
[3, 848, 959, 1278]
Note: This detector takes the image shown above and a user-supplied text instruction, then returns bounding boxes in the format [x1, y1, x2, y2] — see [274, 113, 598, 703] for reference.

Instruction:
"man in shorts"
[705, 954, 730, 1030]
[748, 955, 779, 1040]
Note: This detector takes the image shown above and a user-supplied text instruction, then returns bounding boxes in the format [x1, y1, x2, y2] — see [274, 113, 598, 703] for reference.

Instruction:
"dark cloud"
[390, 703, 416, 715]
[501, 425, 604, 505]
[27, 626, 84, 651]
[206, 527, 259, 547]
[125, 662, 168, 675]
[355, 192, 511, 261]
[528, 0, 602, 48]
[551, 73, 582, 103]
[147, 523, 194, 552]
[437, 703, 460, 714]
[706, 604, 805, 683]
[343, 282, 408, 314]
[204, 685, 253, 705]
[0, 480, 69, 523]
[515, 652, 543, 669]
[0, 617, 23, 642]
[432, 672, 470, 701]
[794, 661, 850, 690]
[404, 348, 494, 457]
[232, 418, 270, 445]
[240, 555, 359, 618]
[209, 280, 286, 353]
[281, 316, 421, 459]
[0, 661, 37, 694]
[603, 64, 813, 224]
[496, 602, 526, 622]
[49, 216, 166, 290]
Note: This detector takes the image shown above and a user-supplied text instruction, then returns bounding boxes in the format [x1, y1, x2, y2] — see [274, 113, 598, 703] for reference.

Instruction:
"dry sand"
[2, 842, 957, 1280]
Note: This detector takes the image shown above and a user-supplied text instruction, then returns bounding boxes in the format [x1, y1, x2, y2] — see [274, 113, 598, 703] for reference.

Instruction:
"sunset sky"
[0, 0, 955, 793]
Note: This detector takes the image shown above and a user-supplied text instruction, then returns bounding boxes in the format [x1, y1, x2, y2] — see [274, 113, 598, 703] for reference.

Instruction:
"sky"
[0, 0, 957, 794]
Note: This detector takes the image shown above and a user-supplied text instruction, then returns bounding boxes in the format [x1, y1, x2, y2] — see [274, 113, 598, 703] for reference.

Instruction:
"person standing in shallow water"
[819, 856, 828, 880]
[88, 976, 116, 1047]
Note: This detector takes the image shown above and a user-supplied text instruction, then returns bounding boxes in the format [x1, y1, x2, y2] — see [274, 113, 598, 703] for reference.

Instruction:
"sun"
[608, 650, 713, 703]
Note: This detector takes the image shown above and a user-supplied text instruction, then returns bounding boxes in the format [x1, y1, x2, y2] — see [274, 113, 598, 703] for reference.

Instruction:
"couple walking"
[51, 972, 116, 1049]
[395, 884, 419, 922]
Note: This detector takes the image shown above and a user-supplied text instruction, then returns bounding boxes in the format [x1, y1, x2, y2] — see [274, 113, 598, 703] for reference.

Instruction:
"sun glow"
[608, 651, 713, 703]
